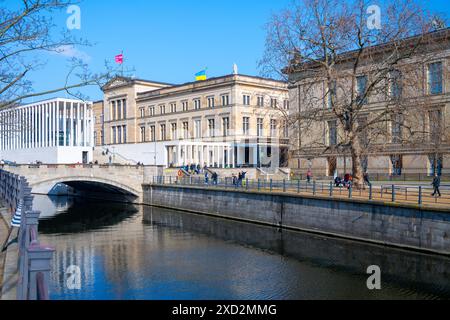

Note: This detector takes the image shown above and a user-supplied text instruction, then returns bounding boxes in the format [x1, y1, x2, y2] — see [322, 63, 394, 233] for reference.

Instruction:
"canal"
[34, 195, 450, 300]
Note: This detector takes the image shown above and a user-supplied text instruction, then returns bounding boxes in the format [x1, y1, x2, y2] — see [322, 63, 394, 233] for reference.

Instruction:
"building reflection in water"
[36, 196, 450, 300]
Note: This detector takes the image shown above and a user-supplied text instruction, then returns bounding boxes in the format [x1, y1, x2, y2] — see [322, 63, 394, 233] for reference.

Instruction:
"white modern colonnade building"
[0, 98, 94, 164]
[168, 142, 235, 168]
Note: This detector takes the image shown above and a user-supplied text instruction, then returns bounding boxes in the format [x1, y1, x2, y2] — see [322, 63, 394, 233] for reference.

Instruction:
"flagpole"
[121, 50, 124, 77]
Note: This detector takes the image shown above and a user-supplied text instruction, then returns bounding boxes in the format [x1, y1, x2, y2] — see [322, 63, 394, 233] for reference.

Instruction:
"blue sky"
[8, 0, 450, 102]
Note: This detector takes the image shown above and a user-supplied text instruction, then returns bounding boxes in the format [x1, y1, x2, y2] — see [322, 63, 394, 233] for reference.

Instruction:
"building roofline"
[14, 97, 92, 108]
[136, 74, 287, 98]
[285, 27, 450, 74]
[102, 75, 175, 91]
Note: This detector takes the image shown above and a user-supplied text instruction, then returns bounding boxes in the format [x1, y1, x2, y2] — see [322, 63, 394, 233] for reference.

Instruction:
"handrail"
[0, 169, 54, 300]
[152, 175, 450, 209]
[98, 146, 138, 165]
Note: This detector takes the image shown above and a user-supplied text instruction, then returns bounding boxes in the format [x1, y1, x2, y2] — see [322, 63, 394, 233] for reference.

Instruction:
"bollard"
[348, 186, 352, 199]
[26, 244, 55, 300]
[369, 184, 373, 201]
[418, 186, 422, 205]
[283, 179, 286, 192]
[246, 179, 249, 190]
[312, 181, 316, 195]
[297, 180, 301, 193]
[258, 179, 261, 191]
[329, 182, 333, 197]
[270, 179, 273, 192]
[392, 185, 395, 202]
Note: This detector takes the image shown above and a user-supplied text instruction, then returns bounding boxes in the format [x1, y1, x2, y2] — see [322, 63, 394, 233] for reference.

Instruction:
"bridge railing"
[151, 175, 450, 209]
[0, 170, 54, 300]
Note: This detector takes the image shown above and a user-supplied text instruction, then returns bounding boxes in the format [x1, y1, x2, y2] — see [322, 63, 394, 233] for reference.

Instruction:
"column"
[253, 143, 258, 168]
[40, 104, 44, 148]
[17, 109, 20, 149]
[56, 102, 60, 147]
[27, 107, 30, 149]
[70, 102, 74, 147]
[83, 103, 87, 147]
[30, 107, 34, 148]
[52, 102, 56, 147]
[44, 103, 49, 147]
[76, 103, 81, 147]
[176, 145, 180, 167]
[42, 104, 46, 147]
[200, 145, 204, 167]
[63, 102, 67, 147]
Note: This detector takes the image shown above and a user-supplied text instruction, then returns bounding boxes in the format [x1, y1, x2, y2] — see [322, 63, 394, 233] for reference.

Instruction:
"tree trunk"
[350, 137, 364, 189]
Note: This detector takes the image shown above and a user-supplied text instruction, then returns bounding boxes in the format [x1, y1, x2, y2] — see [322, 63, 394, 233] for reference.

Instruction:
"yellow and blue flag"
[195, 69, 207, 81]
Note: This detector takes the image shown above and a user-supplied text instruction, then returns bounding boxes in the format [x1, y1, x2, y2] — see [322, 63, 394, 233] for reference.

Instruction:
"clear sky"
[9, 0, 450, 102]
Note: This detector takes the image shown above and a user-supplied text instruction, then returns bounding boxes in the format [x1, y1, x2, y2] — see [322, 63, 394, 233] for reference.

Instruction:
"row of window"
[110, 99, 127, 121]
[326, 108, 443, 146]
[111, 125, 127, 144]
[138, 117, 289, 142]
[138, 95, 288, 118]
[326, 61, 444, 109]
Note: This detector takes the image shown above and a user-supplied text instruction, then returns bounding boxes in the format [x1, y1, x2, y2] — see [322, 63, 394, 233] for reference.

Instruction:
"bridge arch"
[30, 176, 141, 197]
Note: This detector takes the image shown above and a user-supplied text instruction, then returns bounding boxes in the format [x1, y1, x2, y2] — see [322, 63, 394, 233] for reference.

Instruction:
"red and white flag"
[115, 53, 123, 64]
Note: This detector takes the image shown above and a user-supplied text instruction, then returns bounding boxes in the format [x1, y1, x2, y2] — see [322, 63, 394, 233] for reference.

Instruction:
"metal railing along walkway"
[0, 170, 54, 300]
[151, 176, 450, 210]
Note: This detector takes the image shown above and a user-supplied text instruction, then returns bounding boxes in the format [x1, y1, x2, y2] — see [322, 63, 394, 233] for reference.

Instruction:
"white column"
[42, 104, 46, 147]
[70, 102, 74, 147]
[63, 102, 67, 147]
[56, 102, 60, 147]
[88, 105, 93, 147]
[43, 103, 48, 147]
[200, 145, 204, 167]
[83, 103, 87, 147]
[21, 108, 24, 149]
[40, 104, 44, 148]
[53, 102, 56, 147]
[76, 103, 80, 147]
[17, 109, 20, 149]
[28, 107, 31, 149]
[30, 107, 34, 149]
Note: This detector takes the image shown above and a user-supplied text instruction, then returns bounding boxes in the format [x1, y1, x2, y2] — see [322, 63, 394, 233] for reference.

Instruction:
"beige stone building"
[287, 28, 450, 177]
[98, 74, 289, 168]
[92, 100, 104, 146]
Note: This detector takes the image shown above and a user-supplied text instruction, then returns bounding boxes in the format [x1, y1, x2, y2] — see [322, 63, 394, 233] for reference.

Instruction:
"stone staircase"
[257, 167, 291, 181]
[93, 146, 138, 165]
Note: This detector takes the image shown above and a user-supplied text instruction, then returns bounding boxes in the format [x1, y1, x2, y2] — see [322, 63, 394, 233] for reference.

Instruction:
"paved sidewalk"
[0, 205, 18, 300]
[0, 207, 8, 295]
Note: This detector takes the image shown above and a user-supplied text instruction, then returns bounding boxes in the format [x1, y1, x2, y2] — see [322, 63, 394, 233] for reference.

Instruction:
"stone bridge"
[1, 164, 164, 203]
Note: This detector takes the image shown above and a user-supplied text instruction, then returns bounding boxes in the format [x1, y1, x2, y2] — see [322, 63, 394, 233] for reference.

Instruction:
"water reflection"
[37, 196, 450, 300]
[36, 196, 139, 234]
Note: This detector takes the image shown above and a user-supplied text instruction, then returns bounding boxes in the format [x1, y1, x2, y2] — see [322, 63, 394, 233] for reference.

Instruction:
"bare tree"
[260, 0, 448, 187]
[0, 0, 116, 110]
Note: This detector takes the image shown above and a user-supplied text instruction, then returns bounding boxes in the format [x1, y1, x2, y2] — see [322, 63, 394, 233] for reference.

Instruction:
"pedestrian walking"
[431, 174, 441, 197]
[306, 169, 312, 183]
[204, 172, 209, 185]
[363, 172, 371, 187]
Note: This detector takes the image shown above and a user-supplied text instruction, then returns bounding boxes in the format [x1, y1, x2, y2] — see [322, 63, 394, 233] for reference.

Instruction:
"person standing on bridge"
[431, 174, 441, 197]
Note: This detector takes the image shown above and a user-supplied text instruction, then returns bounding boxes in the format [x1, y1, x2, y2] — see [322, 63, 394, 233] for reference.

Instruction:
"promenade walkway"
[0, 204, 7, 294]
[161, 177, 450, 211]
